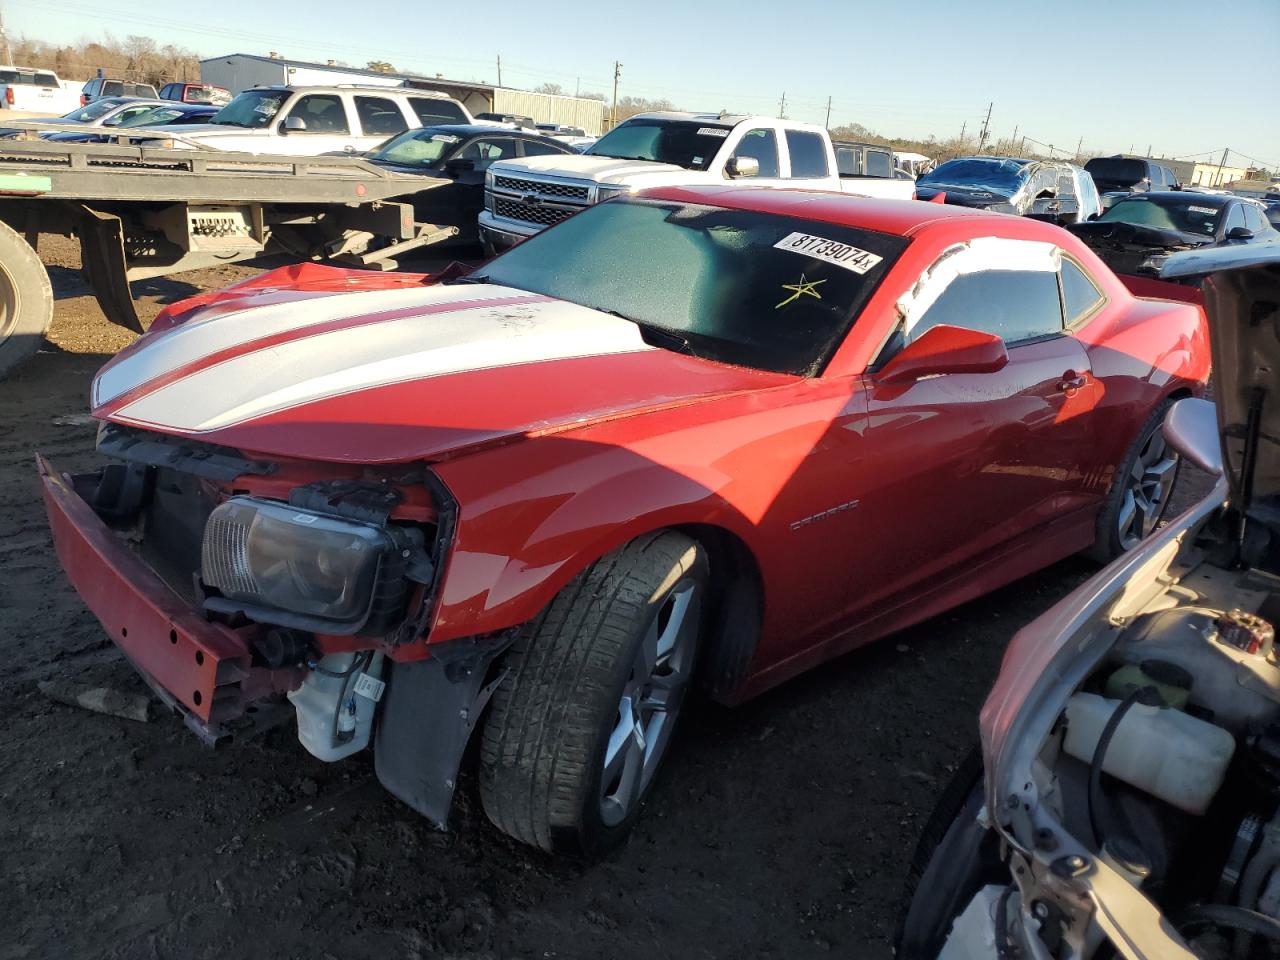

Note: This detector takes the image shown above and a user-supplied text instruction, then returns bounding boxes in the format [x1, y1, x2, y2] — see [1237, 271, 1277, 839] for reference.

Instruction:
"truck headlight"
[485, 168, 495, 191]
[594, 184, 633, 204]
[202, 497, 392, 630]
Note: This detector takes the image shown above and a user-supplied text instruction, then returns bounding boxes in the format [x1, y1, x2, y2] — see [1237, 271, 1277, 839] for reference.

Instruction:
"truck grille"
[495, 196, 578, 228]
[493, 175, 590, 200]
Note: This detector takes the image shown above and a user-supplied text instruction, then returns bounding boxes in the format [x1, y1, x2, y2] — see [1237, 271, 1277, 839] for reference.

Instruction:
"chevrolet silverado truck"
[41, 186, 1207, 857]
[478, 111, 915, 251]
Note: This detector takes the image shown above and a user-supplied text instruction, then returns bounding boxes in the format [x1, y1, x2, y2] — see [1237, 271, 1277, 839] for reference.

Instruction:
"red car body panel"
[47, 188, 1211, 706]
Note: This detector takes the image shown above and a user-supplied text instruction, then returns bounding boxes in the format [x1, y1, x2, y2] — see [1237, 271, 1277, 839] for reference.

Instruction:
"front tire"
[479, 531, 709, 857]
[1089, 398, 1180, 563]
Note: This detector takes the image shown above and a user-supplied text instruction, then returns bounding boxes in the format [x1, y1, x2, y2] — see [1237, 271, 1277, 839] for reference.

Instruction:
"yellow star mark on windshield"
[776, 274, 826, 309]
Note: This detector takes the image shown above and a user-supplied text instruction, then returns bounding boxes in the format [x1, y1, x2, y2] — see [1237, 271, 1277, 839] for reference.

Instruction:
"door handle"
[1058, 370, 1088, 392]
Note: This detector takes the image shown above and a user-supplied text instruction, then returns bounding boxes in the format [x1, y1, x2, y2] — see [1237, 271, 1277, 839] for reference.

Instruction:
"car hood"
[1164, 243, 1280, 500]
[914, 183, 1019, 209]
[90, 269, 791, 464]
[492, 153, 689, 183]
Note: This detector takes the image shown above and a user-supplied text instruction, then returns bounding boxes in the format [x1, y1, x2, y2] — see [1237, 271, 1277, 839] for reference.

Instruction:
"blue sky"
[10, 0, 1280, 168]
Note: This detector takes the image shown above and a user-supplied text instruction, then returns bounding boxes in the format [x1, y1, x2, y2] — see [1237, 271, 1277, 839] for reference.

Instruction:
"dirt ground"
[0, 238, 1214, 960]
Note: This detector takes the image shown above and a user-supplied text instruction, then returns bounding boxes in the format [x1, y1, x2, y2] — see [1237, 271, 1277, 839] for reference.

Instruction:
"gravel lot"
[0, 236, 1213, 960]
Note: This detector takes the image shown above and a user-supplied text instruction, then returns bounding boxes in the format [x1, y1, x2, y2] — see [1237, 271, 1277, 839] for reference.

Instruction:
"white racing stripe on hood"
[95, 283, 527, 407]
[111, 296, 655, 433]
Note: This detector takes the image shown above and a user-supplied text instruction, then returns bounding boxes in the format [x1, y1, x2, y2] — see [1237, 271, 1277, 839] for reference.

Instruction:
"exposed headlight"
[594, 184, 633, 204]
[1139, 253, 1170, 274]
[202, 497, 396, 631]
[485, 168, 495, 190]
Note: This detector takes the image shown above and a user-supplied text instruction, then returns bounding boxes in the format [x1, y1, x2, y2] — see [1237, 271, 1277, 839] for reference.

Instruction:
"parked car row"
[915, 156, 1102, 223]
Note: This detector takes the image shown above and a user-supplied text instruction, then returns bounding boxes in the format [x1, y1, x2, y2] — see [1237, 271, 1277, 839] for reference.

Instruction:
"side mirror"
[1227, 226, 1254, 241]
[725, 155, 760, 179]
[283, 116, 306, 133]
[1163, 397, 1222, 476]
[445, 157, 476, 174]
[876, 324, 1009, 385]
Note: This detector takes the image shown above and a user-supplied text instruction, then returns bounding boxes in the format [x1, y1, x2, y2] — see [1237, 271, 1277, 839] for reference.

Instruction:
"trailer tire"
[0, 221, 53, 380]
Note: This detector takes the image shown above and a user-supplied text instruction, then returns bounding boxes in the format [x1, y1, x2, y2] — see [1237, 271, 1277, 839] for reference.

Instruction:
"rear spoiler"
[1120, 274, 1203, 306]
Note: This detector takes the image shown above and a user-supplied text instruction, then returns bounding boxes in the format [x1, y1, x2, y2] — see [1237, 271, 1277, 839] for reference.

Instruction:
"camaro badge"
[777, 274, 826, 309]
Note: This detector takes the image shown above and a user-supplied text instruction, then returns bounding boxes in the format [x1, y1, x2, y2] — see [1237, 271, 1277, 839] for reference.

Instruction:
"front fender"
[425, 435, 759, 645]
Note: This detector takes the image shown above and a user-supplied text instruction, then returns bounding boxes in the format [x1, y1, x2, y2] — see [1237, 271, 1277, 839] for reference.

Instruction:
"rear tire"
[0, 221, 53, 380]
[1088, 398, 1179, 563]
[479, 530, 709, 857]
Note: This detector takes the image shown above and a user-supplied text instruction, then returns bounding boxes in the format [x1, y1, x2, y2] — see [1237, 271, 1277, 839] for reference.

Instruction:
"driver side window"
[908, 269, 1065, 346]
[731, 128, 779, 178]
[456, 137, 516, 168]
[286, 95, 349, 135]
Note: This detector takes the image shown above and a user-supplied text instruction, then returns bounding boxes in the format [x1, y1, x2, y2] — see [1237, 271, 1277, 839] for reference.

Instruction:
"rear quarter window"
[409, 98, 467, 125]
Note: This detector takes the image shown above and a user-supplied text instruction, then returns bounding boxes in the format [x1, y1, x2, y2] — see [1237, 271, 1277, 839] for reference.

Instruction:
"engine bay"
[1031, 544, 1280, 957]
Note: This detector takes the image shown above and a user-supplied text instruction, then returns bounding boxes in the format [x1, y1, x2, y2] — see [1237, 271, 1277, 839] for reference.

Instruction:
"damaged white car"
[897, 243, 1280, 959]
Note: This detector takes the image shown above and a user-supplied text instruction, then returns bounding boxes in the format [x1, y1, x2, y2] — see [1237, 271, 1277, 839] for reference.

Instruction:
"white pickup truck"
[0, 67, 80, 115]
[479, 111, 915, 251]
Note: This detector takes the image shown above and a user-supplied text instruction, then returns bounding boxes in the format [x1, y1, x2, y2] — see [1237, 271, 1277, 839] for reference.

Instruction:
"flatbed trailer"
[0, 134, 457, 377]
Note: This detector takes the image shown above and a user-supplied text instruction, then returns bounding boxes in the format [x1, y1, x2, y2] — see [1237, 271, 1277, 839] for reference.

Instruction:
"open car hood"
[90, 264, 790, 464]
[1164, 243, 1280, 501]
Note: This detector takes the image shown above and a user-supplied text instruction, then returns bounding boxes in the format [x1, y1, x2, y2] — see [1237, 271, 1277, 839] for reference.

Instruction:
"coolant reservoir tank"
[1063, 692, 1236, 815]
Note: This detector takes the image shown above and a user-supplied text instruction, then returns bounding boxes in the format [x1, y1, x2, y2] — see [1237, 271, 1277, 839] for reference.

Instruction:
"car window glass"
[785, 130, 829, 178]
[521, 139, 570, 157]
[835, 146, 861, 176]
[864, 149, 893, 178]
[106, 105, 157, 126]
[35, 72, 57, 86]
[1223, 204, 1247, 234]
[456, 137, 516, 168]
[1056, 173, 1077, 198]
[1242, 204, 1268, 233]
[733, 128, 779, 178]
[1060, 260, 1104, 324]
[408, 98, 467, 125]
[288, 94, 349, 134]
[909, 269, 1065, 345]
[103, 81, 122, 97]
[354, 96, 408, 137]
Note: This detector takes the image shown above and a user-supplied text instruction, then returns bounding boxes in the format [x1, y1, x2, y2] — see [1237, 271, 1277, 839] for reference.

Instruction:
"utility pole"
[977, 101, 993, 152]
[778, 91, 786, 119]
[610, 61, 622, 129]
[1213, 147, 1229, 187]
[1075, 136, 1083, 160]
[1010, 124, 1019, 153]
[575, 77, 579, 98]
[959, 120, 967, 141]
[824, 95, 832, 128]
[496, 55, 502, 87]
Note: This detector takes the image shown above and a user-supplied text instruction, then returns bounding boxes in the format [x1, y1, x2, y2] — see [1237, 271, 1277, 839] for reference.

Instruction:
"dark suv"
[80, 78, 159, 106]
[1084, 156, 1180, 209]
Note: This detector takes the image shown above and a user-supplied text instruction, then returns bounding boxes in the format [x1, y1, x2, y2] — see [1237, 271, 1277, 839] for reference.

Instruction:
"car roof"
[638, 185, 1022, 237]
[416, 123, 564, 139]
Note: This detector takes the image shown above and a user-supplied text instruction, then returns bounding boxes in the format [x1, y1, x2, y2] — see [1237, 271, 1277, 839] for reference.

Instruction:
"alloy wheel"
[599, 579, 701, 827]
[1117, 428, 1179, 550]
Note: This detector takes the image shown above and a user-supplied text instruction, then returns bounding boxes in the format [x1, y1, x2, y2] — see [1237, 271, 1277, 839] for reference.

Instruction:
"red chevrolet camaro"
[40, 186, 1209, 855]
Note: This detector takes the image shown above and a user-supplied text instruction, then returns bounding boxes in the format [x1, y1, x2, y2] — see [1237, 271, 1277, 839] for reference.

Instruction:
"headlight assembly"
[594, 184, 633, 204]
[201, 497, 422, 634]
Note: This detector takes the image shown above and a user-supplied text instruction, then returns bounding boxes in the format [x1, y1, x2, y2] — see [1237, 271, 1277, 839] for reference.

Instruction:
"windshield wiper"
[602, 310, 698, 357]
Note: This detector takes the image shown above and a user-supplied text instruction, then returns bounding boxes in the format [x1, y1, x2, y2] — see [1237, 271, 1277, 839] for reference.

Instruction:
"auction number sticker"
[697, 127, 730, 138]
[1188, 205, 1218, 215]
[774, 232, 883, 274]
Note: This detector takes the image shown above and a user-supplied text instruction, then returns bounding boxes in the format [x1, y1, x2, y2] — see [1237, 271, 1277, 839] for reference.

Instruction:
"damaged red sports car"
[39, 186, 1210, 855]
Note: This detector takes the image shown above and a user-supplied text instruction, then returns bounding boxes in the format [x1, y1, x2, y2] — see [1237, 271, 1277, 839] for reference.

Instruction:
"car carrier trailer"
[0, 134, 458, 377]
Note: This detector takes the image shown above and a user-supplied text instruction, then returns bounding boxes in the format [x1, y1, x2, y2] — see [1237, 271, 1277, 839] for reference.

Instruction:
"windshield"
[919, 158, 1031, 193]
[1084, 158, 1147, 189]
[585, 119, 733, 171]
[208, 90, 288, 129]
[1098, 195, 1222, 236]
[117, 106, 185, 128]
[61, 99, 123, 123]
[367, 128, 460, 168]
[477, 198, 908, 375]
